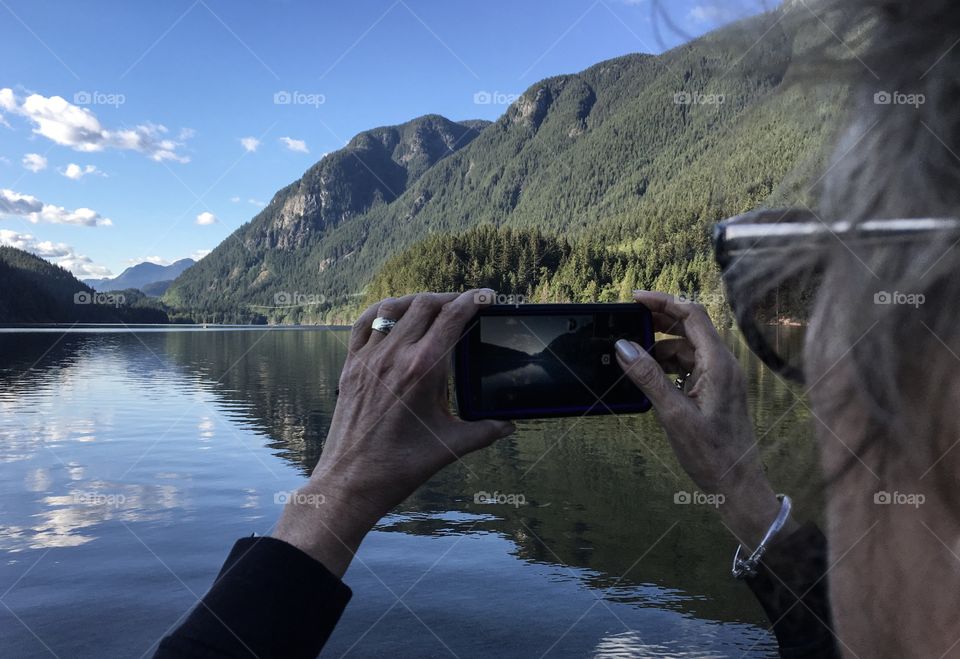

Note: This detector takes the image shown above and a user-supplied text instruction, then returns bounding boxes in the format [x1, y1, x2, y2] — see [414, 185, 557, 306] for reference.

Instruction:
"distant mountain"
[166, 5, 844, 324]
[0, 246, 169, 323]
[86, 258, 195, 294]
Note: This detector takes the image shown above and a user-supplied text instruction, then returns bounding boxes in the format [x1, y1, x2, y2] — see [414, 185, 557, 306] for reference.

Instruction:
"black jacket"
[154, 522, 838, 658]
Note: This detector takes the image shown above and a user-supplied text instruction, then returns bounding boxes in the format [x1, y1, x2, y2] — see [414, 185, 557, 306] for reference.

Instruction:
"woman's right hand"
[614, 290, 796, 550]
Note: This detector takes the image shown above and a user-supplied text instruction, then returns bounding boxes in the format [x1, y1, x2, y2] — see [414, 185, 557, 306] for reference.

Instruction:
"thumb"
[453, 419, 517, 455]
[615, 339, 682, 413]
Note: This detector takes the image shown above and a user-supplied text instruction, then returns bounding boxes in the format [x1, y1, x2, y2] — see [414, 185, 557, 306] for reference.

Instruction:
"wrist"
[717, 477, 798, 552]
[271, 482, 380, 577]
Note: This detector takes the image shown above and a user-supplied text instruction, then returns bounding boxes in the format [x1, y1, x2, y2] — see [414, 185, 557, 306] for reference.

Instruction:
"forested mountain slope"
[163, 115, 489, 319]
[0, 246, 168, 323]
[167, 4, 844, 323]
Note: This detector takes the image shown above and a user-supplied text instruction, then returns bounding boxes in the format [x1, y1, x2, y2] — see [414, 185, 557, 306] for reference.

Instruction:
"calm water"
[0, 326, 820, 658]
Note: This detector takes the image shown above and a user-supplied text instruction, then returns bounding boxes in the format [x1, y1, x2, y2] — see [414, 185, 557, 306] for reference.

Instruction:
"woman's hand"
[615, 290, 796, 550]
[272, 290, 515, 575]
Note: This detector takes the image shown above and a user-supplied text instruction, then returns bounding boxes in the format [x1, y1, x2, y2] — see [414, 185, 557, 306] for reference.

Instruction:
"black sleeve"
[744, 521, 840, 659]
[154, 536, 352, 659]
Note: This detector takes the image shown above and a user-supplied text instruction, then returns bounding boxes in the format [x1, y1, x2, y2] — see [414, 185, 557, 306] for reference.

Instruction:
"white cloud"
[248, 198, 265, 207]
[1, 88, 191, 163]
[22, 153, 47, 173]
[0, 229, 112, 278]
[195, 211, 218, 225]
[240, 136, 260, 152]
[279, 136, 308, 153]
[62, 163, 104, 180]
[0, 188, 113, 227]
[0, 114, 10, 129]
[191, 249, 212, 261]
[230, 196, 241, 203]
[0, 88, 15, 111]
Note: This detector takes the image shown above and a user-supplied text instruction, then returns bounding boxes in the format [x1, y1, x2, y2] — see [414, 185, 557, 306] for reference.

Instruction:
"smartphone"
[454, 303, 654, 420]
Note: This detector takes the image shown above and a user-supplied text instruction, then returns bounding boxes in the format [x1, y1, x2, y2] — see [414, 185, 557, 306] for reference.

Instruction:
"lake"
[0, 326, 820, 658]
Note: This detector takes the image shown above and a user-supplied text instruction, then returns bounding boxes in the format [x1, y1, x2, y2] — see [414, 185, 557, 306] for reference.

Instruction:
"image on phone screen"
[455, 304, 653, 420]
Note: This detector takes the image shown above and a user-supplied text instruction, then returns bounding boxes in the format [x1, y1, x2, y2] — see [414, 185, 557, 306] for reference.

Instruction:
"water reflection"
[0, 327, 817, 656]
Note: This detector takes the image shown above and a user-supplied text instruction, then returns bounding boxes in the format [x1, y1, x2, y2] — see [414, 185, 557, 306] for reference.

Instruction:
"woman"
[157, 1, 960, 656]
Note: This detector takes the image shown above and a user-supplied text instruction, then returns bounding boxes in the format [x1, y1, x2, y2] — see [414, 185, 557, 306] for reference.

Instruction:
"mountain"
[167, 5, 845, 324]
[85, 258, 195, 294]
[163, 115, 489, 321]
[0, 246, 169, 323]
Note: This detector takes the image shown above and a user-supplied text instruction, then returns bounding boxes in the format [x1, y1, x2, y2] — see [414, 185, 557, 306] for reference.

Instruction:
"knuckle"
[377, 297, 399, 313]
[629, 357, 661, 386]
[410, 292, 435, 310]
[689, 303, 709, 319]
[352, 304, 378, 334]
[437, 299, 464, 324]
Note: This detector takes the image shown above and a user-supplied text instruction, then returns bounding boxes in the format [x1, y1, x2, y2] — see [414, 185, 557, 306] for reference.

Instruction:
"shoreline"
[0, 323, 353, 331]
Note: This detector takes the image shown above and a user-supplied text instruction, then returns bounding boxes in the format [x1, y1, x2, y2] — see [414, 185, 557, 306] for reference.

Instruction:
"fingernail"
[500, 422, 517, 437]
[615, 339, 639, 362]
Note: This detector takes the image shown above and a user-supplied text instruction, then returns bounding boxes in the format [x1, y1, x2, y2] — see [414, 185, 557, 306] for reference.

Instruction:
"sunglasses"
[712, 208, 960, 384]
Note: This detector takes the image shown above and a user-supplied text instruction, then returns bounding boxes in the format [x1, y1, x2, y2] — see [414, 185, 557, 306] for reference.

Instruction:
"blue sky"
[0, 0, 762, 279]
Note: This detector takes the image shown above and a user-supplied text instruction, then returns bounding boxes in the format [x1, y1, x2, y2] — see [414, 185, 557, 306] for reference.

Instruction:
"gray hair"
[728, 0, 960, 495]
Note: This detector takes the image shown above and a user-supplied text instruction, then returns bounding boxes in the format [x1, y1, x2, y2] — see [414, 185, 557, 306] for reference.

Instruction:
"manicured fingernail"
[615, 339, 639, 362]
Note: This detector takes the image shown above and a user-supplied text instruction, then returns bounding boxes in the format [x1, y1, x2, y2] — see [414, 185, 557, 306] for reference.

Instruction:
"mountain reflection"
[156, 327, 818, 623]
[0, 326, 820, 627]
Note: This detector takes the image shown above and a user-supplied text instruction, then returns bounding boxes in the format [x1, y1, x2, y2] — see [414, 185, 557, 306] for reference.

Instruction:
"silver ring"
[372, 317, 397, 335]
[675, 371, 692, 390]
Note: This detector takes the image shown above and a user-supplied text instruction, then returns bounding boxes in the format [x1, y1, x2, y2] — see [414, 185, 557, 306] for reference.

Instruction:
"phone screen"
[454, 304, 653, 420]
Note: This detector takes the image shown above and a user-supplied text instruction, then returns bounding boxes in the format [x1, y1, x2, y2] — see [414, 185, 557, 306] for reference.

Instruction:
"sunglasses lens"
[715, 209, 832, 382]
[729, 260, 821, 383]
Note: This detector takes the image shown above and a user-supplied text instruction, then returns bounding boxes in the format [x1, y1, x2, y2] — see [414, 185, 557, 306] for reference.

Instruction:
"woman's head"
[795, 1, 960, 655]
[692, 0, 960, 653]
